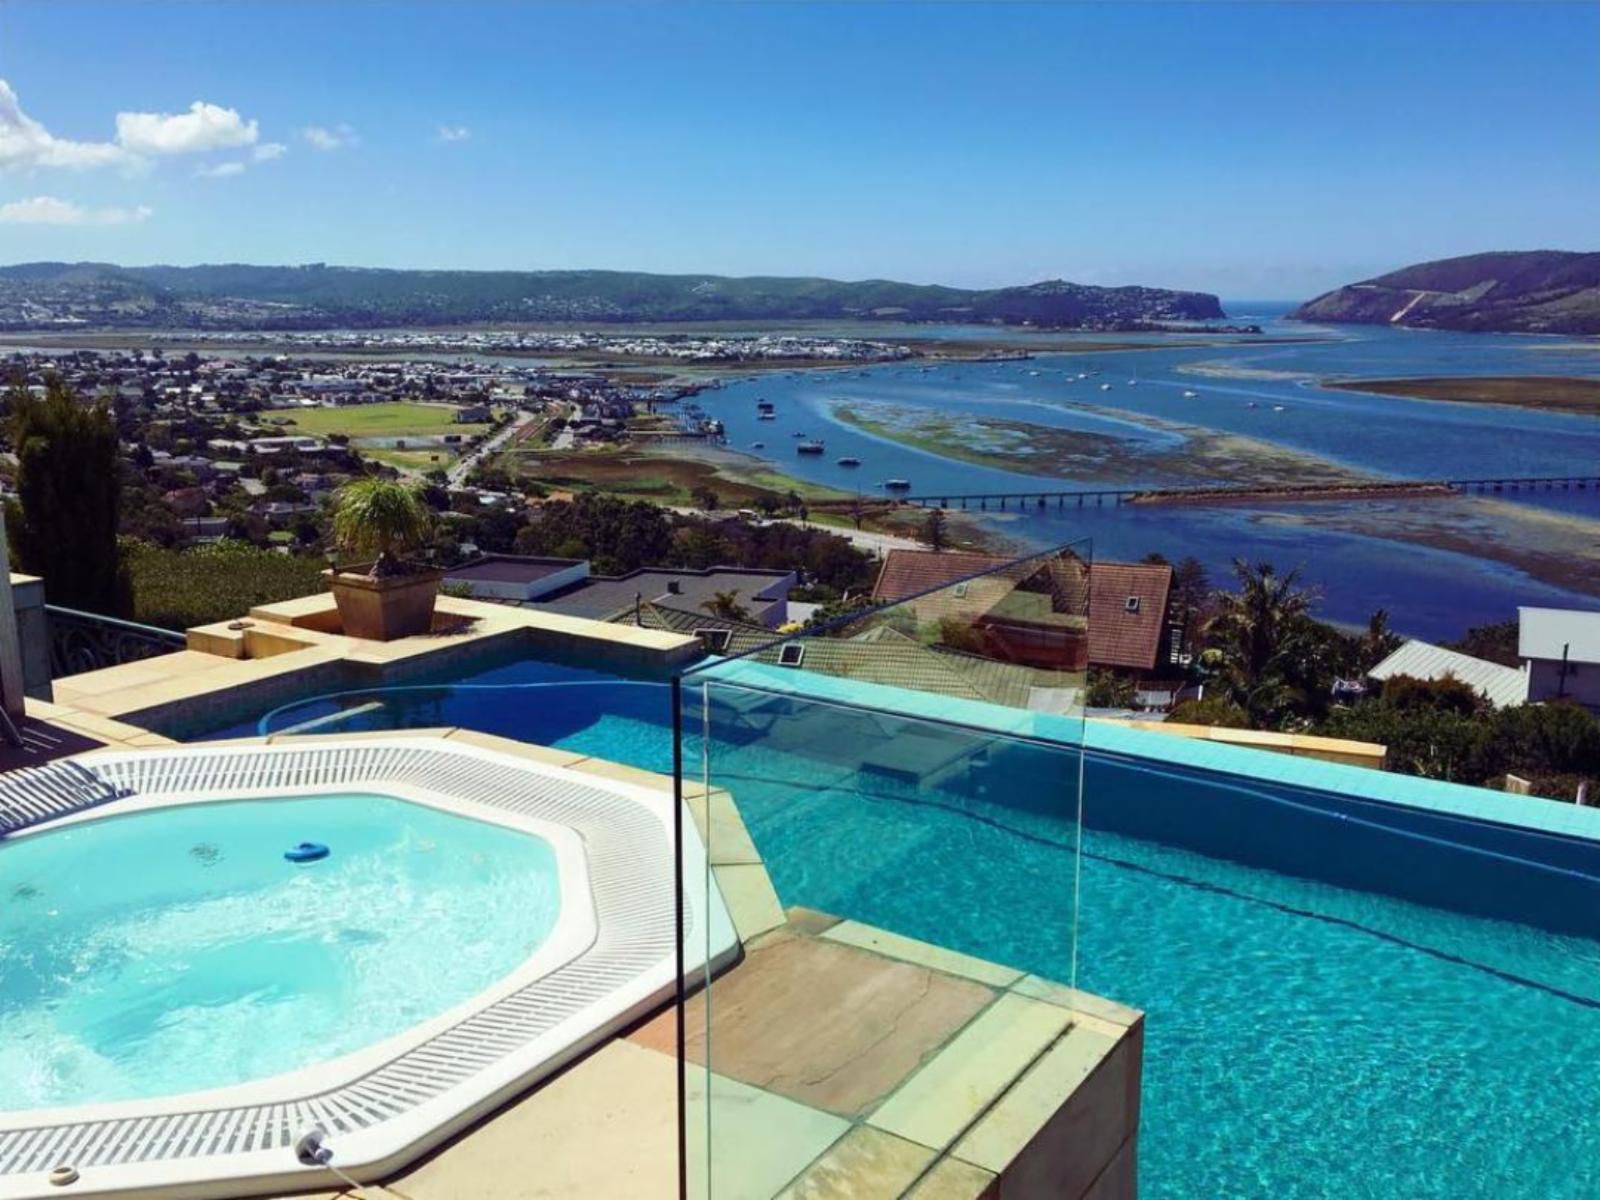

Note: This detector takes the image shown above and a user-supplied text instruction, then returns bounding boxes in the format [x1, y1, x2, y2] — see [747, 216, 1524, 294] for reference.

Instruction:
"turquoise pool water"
[232, 668, 1600, 1196]
[0, 793, 561, 1109]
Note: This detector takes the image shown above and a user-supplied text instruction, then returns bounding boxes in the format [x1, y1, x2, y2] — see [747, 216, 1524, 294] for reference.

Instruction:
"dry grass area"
[1324, 375, 1600, 416]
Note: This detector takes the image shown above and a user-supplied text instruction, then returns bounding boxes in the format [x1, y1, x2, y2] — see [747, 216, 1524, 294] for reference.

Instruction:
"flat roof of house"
[447, 555, 585, 585]
[1519, 606, 1600, 665]
[532, 566, 792, 621]
[1369, 638, 1529, 708]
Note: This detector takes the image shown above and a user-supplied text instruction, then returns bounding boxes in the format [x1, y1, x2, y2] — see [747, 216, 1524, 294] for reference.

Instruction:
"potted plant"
[324, 477, 442, 640]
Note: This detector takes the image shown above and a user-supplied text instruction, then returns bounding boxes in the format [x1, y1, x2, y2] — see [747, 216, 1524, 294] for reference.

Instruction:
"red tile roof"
[870, 549, 1172, 671]
[1088, 562, 1173, 671]
[871, 551, 1011, 604]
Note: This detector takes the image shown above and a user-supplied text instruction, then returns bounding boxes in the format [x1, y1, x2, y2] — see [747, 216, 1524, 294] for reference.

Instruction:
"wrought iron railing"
[45, 605, 186, 679]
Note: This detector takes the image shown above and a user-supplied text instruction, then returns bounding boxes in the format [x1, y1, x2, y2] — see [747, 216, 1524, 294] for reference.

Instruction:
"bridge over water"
[812, 475, 1600, 513]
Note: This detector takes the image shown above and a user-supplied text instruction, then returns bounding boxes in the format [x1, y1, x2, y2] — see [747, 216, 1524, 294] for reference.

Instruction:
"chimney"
[667, 580, 682, 595]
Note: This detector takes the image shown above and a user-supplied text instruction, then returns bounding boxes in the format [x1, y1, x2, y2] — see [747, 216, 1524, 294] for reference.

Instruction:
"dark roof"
[530, 566, 791, 621]
[1087, 562, 1173, 671]
[447, 555, 584, 584]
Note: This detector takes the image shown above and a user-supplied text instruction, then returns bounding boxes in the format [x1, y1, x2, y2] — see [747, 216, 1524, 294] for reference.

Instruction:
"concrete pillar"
[0, 512, 25, 718]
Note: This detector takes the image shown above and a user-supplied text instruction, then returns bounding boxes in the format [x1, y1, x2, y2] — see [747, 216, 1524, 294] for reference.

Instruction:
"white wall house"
[1519, 606, 1600, 712]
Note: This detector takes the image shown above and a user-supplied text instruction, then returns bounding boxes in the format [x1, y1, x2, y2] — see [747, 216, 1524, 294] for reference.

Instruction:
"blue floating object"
[284, 841, 329, 864]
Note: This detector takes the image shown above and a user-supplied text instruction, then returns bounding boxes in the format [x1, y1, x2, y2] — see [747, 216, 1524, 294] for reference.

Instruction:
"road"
[447, 410, 539, 485]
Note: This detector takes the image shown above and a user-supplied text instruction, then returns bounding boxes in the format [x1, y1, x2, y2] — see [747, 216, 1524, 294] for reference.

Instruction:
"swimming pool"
[239, 655, 1600, 1197]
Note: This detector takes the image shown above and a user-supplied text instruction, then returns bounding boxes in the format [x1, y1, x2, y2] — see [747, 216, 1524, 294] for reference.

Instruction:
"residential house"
[1519, 606, 1600, 711]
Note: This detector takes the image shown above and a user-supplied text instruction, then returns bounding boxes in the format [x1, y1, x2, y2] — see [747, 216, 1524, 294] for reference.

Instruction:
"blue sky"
[0, 2, 1594, 299]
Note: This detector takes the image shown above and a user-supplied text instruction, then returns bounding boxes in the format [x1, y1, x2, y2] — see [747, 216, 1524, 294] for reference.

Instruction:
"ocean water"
[0, 792, 561, 1108]
[694, 320, 1600, 637]
[238, 671, 1600, 1198]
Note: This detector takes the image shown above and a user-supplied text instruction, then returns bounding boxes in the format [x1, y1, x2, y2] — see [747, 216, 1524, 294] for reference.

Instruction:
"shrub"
[1168, 696, 1249, 728]
[125, 539, 326, 631]
[1380, 673, 1486, 717]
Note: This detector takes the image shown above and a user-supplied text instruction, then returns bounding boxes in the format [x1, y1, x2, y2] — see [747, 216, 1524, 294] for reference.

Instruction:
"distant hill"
[1291, 251, 1600, 334]
[0, 262, 1225, 332]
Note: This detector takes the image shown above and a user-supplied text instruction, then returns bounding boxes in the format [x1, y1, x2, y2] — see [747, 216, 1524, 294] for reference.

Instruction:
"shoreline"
[830, 400, 1372, 492]
[1323, 375, 1600, 417]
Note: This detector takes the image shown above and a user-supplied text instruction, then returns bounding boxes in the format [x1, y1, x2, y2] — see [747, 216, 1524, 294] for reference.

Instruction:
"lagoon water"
[696, 309, 1600, 638]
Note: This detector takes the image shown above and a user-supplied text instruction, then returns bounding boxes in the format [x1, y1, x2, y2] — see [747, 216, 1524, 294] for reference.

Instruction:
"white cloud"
[196, 161, 246, 179]
[0, 195, 151, 225]
[301, 123, 357, 151]
[199, 141, 286, 179]
[115, 101, 257, 155]
[436, 124, 471, 143]
[252, 141, 287, 162]
[0, 80, 129, 171]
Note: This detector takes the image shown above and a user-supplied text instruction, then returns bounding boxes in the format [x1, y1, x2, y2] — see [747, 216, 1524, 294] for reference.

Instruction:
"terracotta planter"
[323, 564, 444, 641]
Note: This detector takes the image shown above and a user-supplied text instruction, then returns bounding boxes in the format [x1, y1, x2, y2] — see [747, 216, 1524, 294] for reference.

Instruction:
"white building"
[1367, 639, 1529, 709]
[1519, 607, 1600, 711]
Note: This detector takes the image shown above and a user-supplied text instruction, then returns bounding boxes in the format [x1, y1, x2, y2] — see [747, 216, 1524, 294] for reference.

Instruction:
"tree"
[1207, 559, 1314, 725]
[849, 496, 867, 530]
[921, 507, 949, 552]
[1356, 608, 1402, 673]
[701, 589, 750, 622]
[1443, 620, 1521, 667]
[689, 484, 720, 512]
[1085, 668, 1137, 709]
[8, 378, 131, 614]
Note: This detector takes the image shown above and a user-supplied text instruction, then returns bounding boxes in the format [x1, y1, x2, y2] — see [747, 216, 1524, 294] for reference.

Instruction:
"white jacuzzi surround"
[0, 739, 739, 1200]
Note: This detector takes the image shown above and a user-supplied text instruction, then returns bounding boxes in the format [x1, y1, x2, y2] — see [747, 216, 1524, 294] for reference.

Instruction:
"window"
[778, 643, 806, 667]
[1124, 596, 1141, 614]
[693, 628, 732, 653]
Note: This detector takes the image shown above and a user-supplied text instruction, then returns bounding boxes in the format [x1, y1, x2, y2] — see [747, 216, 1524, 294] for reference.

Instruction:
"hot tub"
[0, 739, 736, 1199]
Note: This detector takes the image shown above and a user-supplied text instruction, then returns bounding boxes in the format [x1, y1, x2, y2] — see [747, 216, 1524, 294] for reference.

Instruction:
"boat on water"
[1246, 401, 1259, 409]
[884, 479, 912, 491]
[758, 412, 776, 421]
[1273, 405, 1287, 412]
[752, 441, 765, 449]
[791, 430, 807, 438]
[1100, 383, 1113, 391]
[797, 441, 826, 455]
[756, 399, 775, 412]
[837, 456, 862, 467]
[1182, 390, 1199, 398]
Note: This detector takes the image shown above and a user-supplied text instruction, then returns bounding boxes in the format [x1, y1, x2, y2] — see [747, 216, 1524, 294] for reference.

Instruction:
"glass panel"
[676, 537, 1092, 1198]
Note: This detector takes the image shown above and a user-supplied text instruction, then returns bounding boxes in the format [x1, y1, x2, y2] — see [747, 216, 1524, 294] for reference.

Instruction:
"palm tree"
[1207, 559, 1312, 723]
[329, 477, 433, 576]
[701, 589, 750, 622]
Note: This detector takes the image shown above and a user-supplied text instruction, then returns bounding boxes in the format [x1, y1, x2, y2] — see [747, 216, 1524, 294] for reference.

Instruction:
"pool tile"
[386, 1039, 678, 1200]
[822, 922, 1023, 988]
[685, 1070, 850, 1200]
[664, 930, 994, 1118]
[688, 786, 763, 865]
[1011, 976, 1142, 1028]
[868, 994, 1072, 1152]
[951, 1021, 1120, 1174]
[567, 756, 674, 792]
[713, 863, 787, 941]
[902, 1156, 998, 1199]
[441, 728, 590, 768]
[774, 1125, 936, 1199]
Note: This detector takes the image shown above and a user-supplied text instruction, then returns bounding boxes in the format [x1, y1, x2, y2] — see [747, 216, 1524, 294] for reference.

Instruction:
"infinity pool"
[0, 792, 561, 1108]
[234, 660, 1600, 1197]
